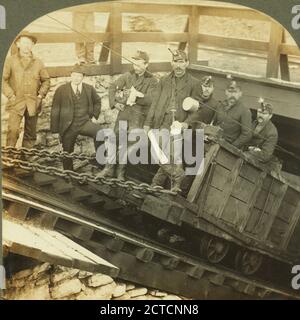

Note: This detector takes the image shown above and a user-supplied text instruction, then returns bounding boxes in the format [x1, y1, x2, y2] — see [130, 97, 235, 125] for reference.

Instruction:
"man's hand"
[248, 146, 261, 152]
[127, 86, 145, 106]
[52, 133, 61, 143]
[9, 95, 16, 104]
[143, 125, 150, 134]
[115, 102, 125, 111]
[181, 122, 189, 130]
[171, 121, 188, 131]
[36, 96, 43, 115]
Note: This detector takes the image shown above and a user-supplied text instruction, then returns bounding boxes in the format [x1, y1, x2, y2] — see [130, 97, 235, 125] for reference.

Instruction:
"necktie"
[76, 85, 81, 99]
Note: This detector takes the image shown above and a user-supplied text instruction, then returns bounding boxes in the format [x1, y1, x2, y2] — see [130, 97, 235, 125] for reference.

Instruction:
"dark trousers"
[6, 109, 38, 148]
[61, 120, 102, 170]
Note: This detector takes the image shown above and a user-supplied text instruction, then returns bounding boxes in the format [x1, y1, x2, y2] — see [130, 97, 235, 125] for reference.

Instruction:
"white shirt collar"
[71, 82, 83, 94]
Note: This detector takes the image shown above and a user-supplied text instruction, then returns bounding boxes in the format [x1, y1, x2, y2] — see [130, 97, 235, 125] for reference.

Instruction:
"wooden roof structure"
[3, 218, 119, 277]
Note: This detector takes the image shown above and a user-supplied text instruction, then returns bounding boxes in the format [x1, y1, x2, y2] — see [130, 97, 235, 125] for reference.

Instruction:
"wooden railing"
[19, 1, 300, 79]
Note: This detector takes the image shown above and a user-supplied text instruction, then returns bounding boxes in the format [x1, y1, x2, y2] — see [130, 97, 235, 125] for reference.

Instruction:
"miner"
[143, 49, 202, 192]
[244, 99, 278, 163]
[98, 50, 157, 180]
[213, 76, 252, 149]
[3, 32, 50, 148]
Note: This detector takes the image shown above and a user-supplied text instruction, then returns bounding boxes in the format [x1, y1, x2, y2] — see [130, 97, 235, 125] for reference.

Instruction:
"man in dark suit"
[50, 65, 102, 170]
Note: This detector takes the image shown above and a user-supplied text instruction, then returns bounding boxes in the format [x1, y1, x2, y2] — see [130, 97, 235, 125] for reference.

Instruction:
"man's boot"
[96, 164, 115, 178]
[170, 165, 185, 193]
[151, 167, 168, 187]
[116, 164, 126, 181]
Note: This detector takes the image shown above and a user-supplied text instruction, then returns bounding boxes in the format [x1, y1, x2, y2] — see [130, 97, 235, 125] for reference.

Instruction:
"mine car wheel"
[200, 236, 230, 263]
[235, 250, 263, 275]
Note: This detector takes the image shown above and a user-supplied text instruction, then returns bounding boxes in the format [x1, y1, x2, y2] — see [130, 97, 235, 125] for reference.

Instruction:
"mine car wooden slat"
[186, 140, 300, 261]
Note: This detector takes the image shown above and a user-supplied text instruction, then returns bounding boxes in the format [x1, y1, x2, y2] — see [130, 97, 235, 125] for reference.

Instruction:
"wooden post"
[98, 14, 111, 64]
[110, 3, 122, 74]
[187, 6, 199, 64]
[279, 30, 290, 81]
[178, 18, 189, 51]
[266, 22, 283, 78]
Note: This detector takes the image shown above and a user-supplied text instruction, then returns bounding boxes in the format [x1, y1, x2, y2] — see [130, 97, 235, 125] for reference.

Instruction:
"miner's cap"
[201, 75, 214, 87]
[132, 50, 149, 63]
[259, 102, 273, 114]
[171, 49, 188, 62]
[15, 32, 37, 44]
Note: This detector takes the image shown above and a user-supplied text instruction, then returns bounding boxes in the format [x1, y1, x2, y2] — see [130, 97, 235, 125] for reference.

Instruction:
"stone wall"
[4, 263, 190, 300]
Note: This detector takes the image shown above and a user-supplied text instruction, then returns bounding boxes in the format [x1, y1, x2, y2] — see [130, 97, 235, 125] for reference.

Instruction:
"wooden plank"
[186, 266, 205, 279]
[263, 182, 288, 241]
[188, 6, 200, 63]
[65, 3, 112, 13]
[210, 164, 230, 191]
[277, 200, 297, 224]
[88, 242, 215, 300]
[39, 212, 58, 229]
[279, 32, 290, 81]
[239, 163, 261, 183]
[141, 195, 173, 223]
[254, 191, 278, 212]
[199, 7, 269, 21]
[178, 17, 189, 51]
[53, 61, 175, 77]
[49, 230, 119, 276]
[231, 176, 257, 204]
[266, 23, 283, 78]
[189, 63, 300, 91]
[26, 32, 110, 43]
[188, 65, 300, 121]
[99, 13, 112, 64]
[215, 148, 239, 170]
[187, 143, 220, 203]
[280, 44, 300, 56]
[282, 199, 300, 250]
[47, 64, 112, 77]
[202, 186, 225, 217]
[286, 217, 300, 254]
[7, 202, 30, 221]
[110, 2, 122, 74]
[216, 158, 244, 219]
[119, 2, 191, 15]
[33, 173, 57, 186]
[239, 170, 267, 233]
[283, 187, 300, 206]
[135, 248, 154, 263]
[222, 196, 249, 226]
[198, 34, 269, 52]
[122, 32, 189, 42]
[280, 54, 290, 81]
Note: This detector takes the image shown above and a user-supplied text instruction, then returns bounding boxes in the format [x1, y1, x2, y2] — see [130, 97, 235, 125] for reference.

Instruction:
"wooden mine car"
[129, 138, 300, 276]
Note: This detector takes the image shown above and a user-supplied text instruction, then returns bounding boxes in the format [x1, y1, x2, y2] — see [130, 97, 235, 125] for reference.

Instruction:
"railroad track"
[2, 171, 300, 300]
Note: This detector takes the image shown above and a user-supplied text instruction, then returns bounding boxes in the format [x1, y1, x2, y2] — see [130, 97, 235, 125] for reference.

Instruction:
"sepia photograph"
[1, 0, 300, 301]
